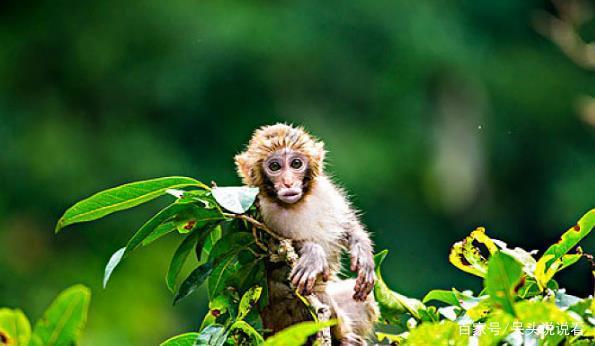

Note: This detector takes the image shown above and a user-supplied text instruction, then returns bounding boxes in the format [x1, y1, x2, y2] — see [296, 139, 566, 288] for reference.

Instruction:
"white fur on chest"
[260, 176, 348, 251]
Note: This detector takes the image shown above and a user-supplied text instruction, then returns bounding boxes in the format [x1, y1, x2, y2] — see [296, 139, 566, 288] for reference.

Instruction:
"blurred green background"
[1, 0, 594, 344]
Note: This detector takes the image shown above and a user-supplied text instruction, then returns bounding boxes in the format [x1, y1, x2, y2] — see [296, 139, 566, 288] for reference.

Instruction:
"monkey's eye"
[268, 161, 281, 171]
[290, 158, 303, 169]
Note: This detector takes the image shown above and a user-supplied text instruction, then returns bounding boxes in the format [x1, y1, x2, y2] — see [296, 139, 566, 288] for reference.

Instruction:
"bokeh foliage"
[0, 0, 594, 344]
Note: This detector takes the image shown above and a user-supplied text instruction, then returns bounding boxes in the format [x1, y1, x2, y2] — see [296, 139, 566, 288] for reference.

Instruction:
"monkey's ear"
[314, 141, 326, 164]
[234, 152, 252, 181]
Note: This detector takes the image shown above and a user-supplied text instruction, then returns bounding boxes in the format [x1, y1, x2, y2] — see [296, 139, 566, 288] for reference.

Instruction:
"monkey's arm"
[289, 242, 330, 295]
[344, 220, 375, 301]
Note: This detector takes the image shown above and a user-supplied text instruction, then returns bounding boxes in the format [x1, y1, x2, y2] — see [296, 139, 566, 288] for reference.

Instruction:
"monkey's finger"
[322, 267, 330, 282]
[289, 264, 301, 279]
[297, 274, 311, 295]
[353, 290, 365, 302]
[305, 274, 316, 294]
[350, 255, 359, 272]
[291, 268, 306, 287]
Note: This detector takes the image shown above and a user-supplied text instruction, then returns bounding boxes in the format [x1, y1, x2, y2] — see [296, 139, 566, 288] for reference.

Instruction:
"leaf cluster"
[374, 209, 595, 345]
[53, 176, 595, 345]
[55, 177, 329, 345]
[0, 285, 91, 346]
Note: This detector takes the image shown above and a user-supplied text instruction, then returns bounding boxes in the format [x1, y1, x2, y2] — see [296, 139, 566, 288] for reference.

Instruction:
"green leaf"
[263, 320, 336, 346]
[229, 321, 265, 345]
[160, 325, 227, 346]
[55, 176, 207, 232]
[535, 209, 594, 290]
[103, 247, 125, 288]
[540, 209, 595, 269]
[198, 225, 222, 263]
[422, 289, 460, 307]
[0, 308, 31, 346]
[174, 207, 223, 235]
[32, 285, 91, 346]
[208, 233, 255, 298]
[142, 221, 177, 246]
[404, 320, 469, 346]
[478, 311, 515, 346]
[200, 296, 230, 331]
[124, 202, 198, 256]
[374, 250, 426, 322]
[211, 187, 259, 214]
[173, 262, 214, 305]
[237, 286, 262, 321]
[166, 230, 203, 293]
[485, 252, 522, 316]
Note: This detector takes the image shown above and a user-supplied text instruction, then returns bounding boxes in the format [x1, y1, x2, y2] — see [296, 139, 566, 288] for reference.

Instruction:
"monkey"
[234, 123, 378, 345]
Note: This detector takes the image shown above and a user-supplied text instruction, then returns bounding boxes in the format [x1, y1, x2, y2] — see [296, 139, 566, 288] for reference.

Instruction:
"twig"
[222, 213, 284, 240]
[251, 225, 268, 252]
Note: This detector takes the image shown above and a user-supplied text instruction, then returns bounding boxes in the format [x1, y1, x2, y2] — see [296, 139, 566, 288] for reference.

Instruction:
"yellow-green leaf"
[32, 285, 91, 346]
[263, 320, 336, 346]
[540, 209, 594, 268]
[405, 320, 468, 346]
[0, 308, 31, 346]
[229, 321, 264, 345]
[237, 286, 262, 321]
[449, 227, 497, 277]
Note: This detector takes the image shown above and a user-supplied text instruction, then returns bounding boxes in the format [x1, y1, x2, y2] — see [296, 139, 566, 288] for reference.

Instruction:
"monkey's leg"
[326, 279, 379, 346]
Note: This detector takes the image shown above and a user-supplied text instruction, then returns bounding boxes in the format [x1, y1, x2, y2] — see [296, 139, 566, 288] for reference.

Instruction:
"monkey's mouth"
[278, 189, 302, 204]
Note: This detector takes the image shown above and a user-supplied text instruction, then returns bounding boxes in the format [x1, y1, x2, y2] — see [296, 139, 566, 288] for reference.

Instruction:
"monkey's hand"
[350, 244, 375, 301]
[290, 243, 330, 295]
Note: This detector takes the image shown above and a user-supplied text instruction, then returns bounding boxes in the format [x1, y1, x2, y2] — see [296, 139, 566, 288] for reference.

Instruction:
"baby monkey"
[235, 124, 378, 345]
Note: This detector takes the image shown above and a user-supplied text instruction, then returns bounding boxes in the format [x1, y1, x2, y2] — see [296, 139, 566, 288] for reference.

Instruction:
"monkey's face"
[262, 150, 309, 204]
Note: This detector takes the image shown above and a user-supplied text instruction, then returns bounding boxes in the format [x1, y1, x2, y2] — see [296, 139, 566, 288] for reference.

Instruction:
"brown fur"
[235, 124, 325, 188]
